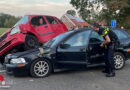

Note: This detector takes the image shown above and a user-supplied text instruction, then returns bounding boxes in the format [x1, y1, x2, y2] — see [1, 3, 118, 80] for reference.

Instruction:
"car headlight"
[10, 58, 26, 64]
[10, 26, 21, 35]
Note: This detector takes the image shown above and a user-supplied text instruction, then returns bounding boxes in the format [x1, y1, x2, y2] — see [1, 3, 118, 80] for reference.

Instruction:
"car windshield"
[15, 15, 29, 26]
[43, 31, 73, 48]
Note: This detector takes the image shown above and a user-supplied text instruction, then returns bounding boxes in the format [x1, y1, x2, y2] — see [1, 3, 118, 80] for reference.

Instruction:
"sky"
[0, 0, 75, 18]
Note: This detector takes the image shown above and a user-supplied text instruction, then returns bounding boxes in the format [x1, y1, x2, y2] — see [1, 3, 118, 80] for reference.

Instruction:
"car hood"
[11, 49, 39, 57]
[5, 48, 41, 64]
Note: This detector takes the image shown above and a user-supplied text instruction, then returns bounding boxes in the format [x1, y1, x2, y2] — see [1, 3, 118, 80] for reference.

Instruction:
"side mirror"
[60, 44, 70, 49]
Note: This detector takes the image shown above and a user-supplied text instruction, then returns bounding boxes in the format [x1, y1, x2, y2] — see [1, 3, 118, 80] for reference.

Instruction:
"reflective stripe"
[101, 28, 109, 37]
[105, 45, 107, 49]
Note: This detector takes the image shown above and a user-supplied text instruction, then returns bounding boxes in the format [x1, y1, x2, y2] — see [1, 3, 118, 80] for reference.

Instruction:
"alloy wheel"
[34, 61, 49, 77]
[114, 54, 124, 69]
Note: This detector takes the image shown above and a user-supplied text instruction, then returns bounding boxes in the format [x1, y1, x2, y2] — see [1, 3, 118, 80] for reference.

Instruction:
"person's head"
[121, 26, 124, 30]
[39, 18, 43, 25]
[100, 23, 104, 26]
[93, 23, 100, 32]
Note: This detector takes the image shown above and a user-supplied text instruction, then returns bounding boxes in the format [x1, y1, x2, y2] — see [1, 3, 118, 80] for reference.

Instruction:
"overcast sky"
[0, 0, 74, 18]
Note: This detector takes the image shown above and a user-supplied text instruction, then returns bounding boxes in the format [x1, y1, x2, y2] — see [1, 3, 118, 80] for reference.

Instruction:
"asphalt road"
[0, 60, 130, 90]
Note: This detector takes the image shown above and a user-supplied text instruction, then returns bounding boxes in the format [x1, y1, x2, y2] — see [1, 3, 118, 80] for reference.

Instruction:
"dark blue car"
[5, 28, 130, 78]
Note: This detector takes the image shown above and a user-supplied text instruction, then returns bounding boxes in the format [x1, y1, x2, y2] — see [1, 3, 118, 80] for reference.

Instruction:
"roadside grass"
[0, 28, 9, 35]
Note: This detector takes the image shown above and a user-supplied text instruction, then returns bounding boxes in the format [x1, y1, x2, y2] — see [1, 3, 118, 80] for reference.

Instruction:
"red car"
[0, 15, 68, 62]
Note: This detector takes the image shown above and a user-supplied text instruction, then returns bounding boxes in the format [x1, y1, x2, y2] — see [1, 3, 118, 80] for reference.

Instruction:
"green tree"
[70, 0, 102, 23]
[0, 13, 21, 28]
[70, 0, 130, 29]
[98, 0, 130, 28]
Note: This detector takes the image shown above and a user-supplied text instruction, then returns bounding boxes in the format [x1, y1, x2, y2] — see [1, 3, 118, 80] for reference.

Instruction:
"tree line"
[0, 13, 21, 28]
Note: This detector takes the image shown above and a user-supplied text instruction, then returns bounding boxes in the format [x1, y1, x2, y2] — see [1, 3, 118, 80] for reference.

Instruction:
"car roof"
[68, 27, 129, 36]
[70, 27, 126, 33]
[110, 28, 125, 31]
[71, 28, 93, 33]
[26, 15, 56, 17]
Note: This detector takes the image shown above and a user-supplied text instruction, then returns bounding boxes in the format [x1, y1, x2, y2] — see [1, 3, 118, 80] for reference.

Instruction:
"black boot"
[102, 69, 109, 73]
[106, 70, 115, 77]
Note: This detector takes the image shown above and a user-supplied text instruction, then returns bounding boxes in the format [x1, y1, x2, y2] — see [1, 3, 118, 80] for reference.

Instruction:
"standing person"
[93, 23, 119, 77]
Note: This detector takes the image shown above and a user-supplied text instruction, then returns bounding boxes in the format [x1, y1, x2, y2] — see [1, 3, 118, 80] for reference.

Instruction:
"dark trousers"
[104, 46, 115, 73]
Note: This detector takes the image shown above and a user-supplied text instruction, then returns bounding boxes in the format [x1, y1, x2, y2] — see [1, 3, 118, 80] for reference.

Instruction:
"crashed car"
[5, 28, 130, 77]
[0, 15, 68, 63]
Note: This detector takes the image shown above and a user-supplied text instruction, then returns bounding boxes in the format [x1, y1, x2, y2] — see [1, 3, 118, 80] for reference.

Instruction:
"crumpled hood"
[11, 49, 39, 57]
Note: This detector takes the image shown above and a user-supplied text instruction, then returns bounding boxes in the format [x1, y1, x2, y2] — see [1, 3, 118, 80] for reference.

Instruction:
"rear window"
[113, 30, 128, 39]
[46, 16, 58, 24]
[56, 17, 63, 24]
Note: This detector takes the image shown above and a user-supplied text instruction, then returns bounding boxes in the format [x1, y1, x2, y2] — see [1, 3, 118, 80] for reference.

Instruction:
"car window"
[64, 30, 91, 47]
[46, 16, 58, 24]
[113, 30, 128, 39]
[56, 17, 63, 24]
[15, 15, 29, 26]
[43, 31, 73, 48]
[89, 31, 104, 43]
[31, 16, 46, 27]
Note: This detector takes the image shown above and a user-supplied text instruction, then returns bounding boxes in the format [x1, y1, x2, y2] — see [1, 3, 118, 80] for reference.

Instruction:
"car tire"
[24, 35, 39, 50]
[114, 52, 125, 70]
[30, 58, 53, 78]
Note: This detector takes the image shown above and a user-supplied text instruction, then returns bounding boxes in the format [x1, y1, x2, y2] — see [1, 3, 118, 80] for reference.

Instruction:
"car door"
[55, 17, 68, 33]
[56, 30, 91, 65]
[113, 30, 130, 59]
[31, 16, 53, 43]
[88, 31, 105, 64]
[45, 16, 60, 36]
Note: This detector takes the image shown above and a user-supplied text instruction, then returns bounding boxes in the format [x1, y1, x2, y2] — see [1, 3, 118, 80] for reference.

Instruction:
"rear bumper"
[0, 33, 26, 56]
[6, 63, 29, 76]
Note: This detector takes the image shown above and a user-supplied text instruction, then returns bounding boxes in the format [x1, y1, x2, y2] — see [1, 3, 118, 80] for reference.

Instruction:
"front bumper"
[6, 63, 30, 76]
[0, 33, 26, 56]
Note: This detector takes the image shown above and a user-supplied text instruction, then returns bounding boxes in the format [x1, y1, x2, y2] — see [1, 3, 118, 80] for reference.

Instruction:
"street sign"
[111, 20, 116, 27]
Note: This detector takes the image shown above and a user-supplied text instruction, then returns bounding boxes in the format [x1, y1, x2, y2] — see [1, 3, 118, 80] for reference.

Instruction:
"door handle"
[80, 48, 85, 52]
[88, 46, 92, 51]
[44, 26, 48, 28]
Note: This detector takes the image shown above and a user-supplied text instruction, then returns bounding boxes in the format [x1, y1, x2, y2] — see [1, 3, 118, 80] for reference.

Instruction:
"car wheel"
[30, 59, 53, 78]
[114, 52, 125, 70]
[25, 35, 39, 50]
